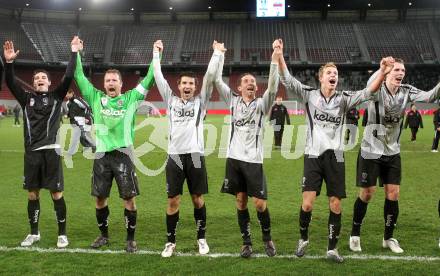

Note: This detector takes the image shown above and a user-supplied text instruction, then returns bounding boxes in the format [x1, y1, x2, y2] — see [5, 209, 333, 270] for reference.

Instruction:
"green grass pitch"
[0, 114, 439, 275]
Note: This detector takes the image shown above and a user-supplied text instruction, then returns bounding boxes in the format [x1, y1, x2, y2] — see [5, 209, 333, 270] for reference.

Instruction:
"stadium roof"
[0, 0, 439, 13]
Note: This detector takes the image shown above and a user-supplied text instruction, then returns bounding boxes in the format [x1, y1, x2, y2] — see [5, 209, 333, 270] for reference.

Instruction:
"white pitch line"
[0, 246, 439, 261]
[0, 149, 437, 154]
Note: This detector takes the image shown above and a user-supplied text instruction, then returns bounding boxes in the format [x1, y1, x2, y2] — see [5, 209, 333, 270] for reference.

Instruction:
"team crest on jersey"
[101, 97, 108, 106]
[29, 98, 35, 106]
[42, 97, 49, 105]
[117, 99, 124, 107]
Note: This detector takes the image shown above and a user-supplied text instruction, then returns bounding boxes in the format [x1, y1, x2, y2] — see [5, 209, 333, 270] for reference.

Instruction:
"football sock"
[28, 199, 40, 235]
[351, 197, 368, 236]
[257, 208, 272, 242]
[96, 206, 109, 238]
[166, 211, 179, 244]
[237, 209, 252, 245]
[328, 211, 341, 250]
[384, 199, 399, 240]
[299, 207, 312, 241]
[124, 209, 137, 241]
[53, 197, 67, 236]
[194, 204, 206, 240]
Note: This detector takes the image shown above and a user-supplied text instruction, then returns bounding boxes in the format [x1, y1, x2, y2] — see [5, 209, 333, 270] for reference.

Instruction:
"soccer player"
[74, 38, 155, 253]
[404, 103, 423, 142]
[3, 37, 80, 248]
[13, 104, 21, 127]
[270, 96, 290, 149]
[153, 40, 222, 257]
[276, 39, 392, 262]
[345, 107, 360, 145]
[66, 89, 95, 154]
[350, 58, 440, 254]
[431, 106, 440, 152]
[215, 40, 280, 258]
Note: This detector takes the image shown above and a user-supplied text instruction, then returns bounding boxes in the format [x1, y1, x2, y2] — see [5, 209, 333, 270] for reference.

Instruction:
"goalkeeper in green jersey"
[74, 39, 155, 253]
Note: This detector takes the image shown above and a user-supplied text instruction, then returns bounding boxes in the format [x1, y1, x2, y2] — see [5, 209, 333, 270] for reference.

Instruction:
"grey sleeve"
[408, 83, 440, 103]
[279, 68, 309, 103]
[153, 52, 173, 103]
[214, 53, 232, 105]
[261, 63, 279, 115]
[200, 50, 223, 108]
[343, 88, 373, 109]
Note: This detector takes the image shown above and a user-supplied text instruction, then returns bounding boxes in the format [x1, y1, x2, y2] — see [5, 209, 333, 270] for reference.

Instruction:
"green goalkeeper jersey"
[74, 53, 155, 152]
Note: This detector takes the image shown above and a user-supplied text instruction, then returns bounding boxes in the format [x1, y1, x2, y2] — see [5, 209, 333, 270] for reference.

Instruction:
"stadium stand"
[0, 21, 42, 62]
[303, 22, 360, 64]
[111, 24, 178, 65]
[181, 22, 235, 64]
[241, 21, 300, 64]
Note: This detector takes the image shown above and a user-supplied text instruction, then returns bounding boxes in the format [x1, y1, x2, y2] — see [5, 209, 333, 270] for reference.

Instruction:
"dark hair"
[237, 72, 256, 86]
[33, 69, 51, 82]
[105, 69, 122, 81]
[177, 72, 198, 86]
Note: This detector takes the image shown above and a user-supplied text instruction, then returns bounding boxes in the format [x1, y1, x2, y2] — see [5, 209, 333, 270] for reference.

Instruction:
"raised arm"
[200, 41, 225, 108]
[53, 36, 80, 99]
[152, 40, 172, 103]
[213, 48, 233, 105]
[345, 57, 394, 109]
[3, 40, 27, 106]
[276, 39, 310, 103]
[261, 39, 281, 115]
[367, 57, 394, 94]
[133, 60, 155, 100]
[74, 39, 100, 104]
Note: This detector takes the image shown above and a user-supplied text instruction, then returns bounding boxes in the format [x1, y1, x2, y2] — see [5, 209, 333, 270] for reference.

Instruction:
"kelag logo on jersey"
[101, 109, 126, 116]
[173, 108, 195, 118]
[235, 119, 256, 127]
[313, 110, 342, 126]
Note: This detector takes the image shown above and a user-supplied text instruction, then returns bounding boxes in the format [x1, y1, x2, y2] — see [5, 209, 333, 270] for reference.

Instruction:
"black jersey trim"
[305, 102, 313, 134]
[255, 110, 264, 149]
[46, 99, 57, 137]
[229, 106, 235, 144]
[24, 106, 32, 144]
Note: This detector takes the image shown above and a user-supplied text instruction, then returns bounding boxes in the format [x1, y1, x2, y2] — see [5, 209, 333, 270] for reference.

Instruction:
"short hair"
[67, 89, 74, 94]
[177, 72, 198, 86]
[237, 72, 256, 86]
[394, 58, 405, 65]
[104, 69, 122, 81]
[33, 69, 51, 82]
[318, 62, 337, 78]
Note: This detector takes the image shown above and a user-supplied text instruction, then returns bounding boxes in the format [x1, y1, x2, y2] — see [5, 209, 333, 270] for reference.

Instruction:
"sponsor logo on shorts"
[223, 179, 229, 189]
[361, 172, 368, 183]
[302, 177, 306, 188]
